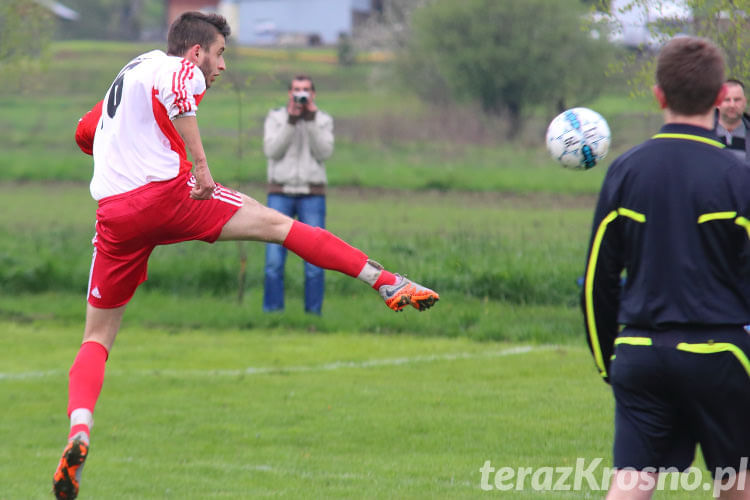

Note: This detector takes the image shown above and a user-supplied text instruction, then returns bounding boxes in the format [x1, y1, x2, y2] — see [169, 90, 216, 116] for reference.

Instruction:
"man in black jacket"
[582, 37, 750, 499]
[714, 78, 750, 163]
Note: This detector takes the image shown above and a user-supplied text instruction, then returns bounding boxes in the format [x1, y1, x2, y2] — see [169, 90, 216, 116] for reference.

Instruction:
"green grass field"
[0, 186, 722, 499]
[0, 183, 594, 342]
[1, 321, 720, 498]
[4, 321, 604, 499]
[0, 41, 721, 498]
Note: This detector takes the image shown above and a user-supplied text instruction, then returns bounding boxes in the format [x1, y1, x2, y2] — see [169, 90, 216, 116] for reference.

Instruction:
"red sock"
[67, 341, 109, 418]
[372, 270, 398, 290]
[283, 221, 368, 277]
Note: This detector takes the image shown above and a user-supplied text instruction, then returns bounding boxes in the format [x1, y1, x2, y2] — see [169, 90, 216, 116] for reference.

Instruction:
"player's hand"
[190, 166, 216, 200]
[304, 99, 318, 113]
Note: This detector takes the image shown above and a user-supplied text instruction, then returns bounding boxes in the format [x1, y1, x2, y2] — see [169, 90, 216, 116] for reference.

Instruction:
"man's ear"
[713, 83, 728, 107]
[652, 85, 668, 109]
[185, 43, 202, 63]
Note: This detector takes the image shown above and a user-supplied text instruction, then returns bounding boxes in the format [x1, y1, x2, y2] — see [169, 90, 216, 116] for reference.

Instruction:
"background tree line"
[4, 0, 750, 135]
[359, 0, 750, 135]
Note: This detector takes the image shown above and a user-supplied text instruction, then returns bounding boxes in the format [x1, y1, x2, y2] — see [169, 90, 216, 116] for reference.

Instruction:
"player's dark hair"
[656, 36, 725, 115]
[289, 74, 315, 91]
[167, 11, 231, 56]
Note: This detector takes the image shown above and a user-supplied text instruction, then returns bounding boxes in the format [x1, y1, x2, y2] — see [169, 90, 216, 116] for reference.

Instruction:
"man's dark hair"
[289, 74, 315, 91]
[656, 36, 725, 116]
[726, 78, 745, 90]
[167, 11, 231, 56]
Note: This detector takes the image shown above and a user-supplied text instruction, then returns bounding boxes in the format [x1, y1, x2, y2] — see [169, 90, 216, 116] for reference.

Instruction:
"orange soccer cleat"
[379, 275, 439, 312]
[53, 438, 89, 500]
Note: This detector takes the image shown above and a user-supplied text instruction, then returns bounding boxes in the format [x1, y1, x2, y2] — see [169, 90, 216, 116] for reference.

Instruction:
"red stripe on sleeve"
[169, 60, 198, 117]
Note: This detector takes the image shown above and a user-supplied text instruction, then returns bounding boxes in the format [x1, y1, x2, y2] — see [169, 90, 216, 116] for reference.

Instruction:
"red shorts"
[87, 173, 243, 308]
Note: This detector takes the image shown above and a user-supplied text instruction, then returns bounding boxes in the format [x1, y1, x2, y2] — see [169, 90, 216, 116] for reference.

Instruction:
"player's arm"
[74, 100, 103, 156]
[172, 115, 215, 200]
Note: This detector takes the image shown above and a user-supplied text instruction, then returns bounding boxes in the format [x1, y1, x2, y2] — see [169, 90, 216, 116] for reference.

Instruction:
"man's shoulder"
[605, 135, 668, 176]
[619, 128, 743, 169]
[139, 49, 167, 59]
[129, 51, 188, 80]
[315, 109, 333, 122]
[129, 50, 169, 69]
[607, 142, 645, 172]
[142, 51, 201, 74]
[267, 107, 288, 119]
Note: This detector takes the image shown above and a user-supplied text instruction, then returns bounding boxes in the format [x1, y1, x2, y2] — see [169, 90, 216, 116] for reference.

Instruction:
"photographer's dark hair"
[289, 74, 315, 91]
[656, 36, 724, 115]
[167, 11, 231, 56]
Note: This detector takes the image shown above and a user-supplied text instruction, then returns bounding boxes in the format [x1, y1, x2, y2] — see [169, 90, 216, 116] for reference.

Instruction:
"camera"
[293, 91, 310, 105]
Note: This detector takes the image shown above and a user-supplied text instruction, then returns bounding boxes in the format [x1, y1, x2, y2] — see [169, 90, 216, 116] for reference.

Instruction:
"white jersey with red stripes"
[90, 50, 206, 200]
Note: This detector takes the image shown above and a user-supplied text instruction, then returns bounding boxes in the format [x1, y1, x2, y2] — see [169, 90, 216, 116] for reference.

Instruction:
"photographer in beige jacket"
[262, 75, 334, 314]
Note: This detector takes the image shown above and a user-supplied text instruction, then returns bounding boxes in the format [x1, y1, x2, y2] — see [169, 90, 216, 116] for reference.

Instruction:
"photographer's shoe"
[53, 437, 88, 500]
[379, 275, 439, 312]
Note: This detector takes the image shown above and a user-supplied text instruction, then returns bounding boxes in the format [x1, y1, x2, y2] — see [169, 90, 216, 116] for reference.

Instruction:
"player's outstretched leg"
[219, 204, 441, 311]
[53, 436, 89, 500]
[281, 221, 439, 311]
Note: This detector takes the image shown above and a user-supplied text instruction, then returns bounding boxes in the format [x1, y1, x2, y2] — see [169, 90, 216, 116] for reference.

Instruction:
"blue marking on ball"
[564, 110, 581, 130]
[581, 144, 596, 168]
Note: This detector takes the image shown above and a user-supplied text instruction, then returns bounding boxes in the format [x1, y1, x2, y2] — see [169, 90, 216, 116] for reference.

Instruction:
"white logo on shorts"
[91, 287, 101, 299]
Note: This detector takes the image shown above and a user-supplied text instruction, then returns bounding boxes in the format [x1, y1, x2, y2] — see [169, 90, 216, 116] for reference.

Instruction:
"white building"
[590, 0, 692, 51]
[216, 0, 377, 46]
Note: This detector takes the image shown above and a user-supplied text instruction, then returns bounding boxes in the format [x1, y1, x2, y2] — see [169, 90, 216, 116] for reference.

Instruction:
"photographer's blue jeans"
[264, 194, 326, 314]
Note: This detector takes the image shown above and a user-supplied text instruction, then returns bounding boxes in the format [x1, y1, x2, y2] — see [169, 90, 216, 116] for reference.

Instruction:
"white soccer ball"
[545, 107, 611, 169]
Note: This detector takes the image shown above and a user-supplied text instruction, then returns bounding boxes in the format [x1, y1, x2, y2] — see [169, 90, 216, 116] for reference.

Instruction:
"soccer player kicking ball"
[582, 36, 750, 500]
[53, 12, 438, 499]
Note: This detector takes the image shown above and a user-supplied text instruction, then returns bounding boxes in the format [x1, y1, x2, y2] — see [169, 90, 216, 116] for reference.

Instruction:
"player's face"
[199, 35, 226, 88]
[719, 84, 747, 124]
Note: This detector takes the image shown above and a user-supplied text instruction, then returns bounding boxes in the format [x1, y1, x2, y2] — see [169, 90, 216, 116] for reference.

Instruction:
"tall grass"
[0, 41, 659, 343]
[0, 41, 659, 192]
[0, 183, 593, 302]
[0, 92, 617, 192]
[0, 183, 594, 342]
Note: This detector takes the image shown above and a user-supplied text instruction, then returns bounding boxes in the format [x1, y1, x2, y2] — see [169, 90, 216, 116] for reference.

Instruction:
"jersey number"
[106, 60, 142, 118]
[106, 74, 125, 118]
